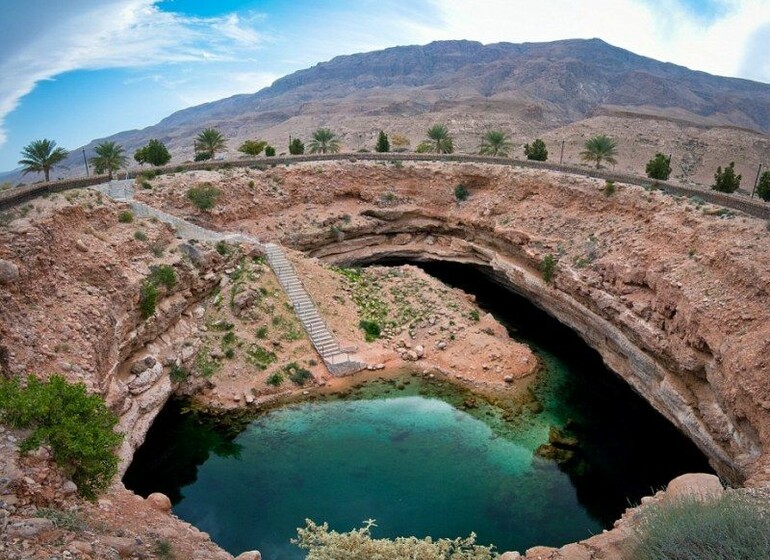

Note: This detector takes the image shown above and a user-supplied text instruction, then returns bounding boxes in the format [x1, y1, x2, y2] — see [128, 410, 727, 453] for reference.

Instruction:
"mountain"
[5, 38, 770, 184]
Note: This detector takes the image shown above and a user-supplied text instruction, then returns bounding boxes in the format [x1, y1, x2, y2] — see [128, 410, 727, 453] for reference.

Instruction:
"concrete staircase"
[93, 180, 364, 376]
[264, 243, 365, 376]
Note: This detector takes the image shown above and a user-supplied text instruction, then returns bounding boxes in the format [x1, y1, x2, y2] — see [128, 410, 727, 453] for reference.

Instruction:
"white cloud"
[0, 0, 268, 147]
[416, 0, 770, 83]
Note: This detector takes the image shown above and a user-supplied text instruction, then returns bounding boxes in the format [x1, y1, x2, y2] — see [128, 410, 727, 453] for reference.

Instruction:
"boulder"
[232, 289, 259, 316]
[179, 243, 204, 263]
[235, 552, 262, 560]
[102, 536, 141, 557]
[146, 492, 172, 513]
[0, 259, 19, 284]
[128, 362, 164, 394]
[665, 473, 723, 501]
[558, 543, 592, 560]
[6, 517, 54, 538]
[499, 553, 521, 560]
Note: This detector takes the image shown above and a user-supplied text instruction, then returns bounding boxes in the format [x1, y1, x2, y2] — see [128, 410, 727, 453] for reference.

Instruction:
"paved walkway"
[93, 181, 365, 376]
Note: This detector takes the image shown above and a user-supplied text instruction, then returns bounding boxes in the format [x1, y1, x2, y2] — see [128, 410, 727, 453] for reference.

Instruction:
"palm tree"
[425, 125, 454, 154]
[18, 139, 68, 182]
[580, 135, 618, 169]
[90, 141, 128, 180]
[479, 130, 513, 157]
[308, 128, 341, 154]
[194, 128, 227, 159]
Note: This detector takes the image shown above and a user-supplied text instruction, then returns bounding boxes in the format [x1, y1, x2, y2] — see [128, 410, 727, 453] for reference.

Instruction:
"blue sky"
[0, 0, 768, 172]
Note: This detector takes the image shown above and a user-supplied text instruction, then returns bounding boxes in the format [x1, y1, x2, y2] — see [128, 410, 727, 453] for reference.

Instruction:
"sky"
[0, 0, 769, 172]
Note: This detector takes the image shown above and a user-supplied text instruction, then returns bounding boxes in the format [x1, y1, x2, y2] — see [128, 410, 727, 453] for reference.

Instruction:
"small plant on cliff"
[630, 492, 770, 559]
[187, 182, 221, 211]
[454, 184, 469, 201]
[541, 254, 556, 284]
[712, 162, 742, 193]
[118, 210, 134, 223]
[148, 264, 176, 289]
[154, 539, 175, 560]
[139, 280, 158, 319]
[266, 372, 284, 387]
[0, 375, 122, 500]
[293, 519, 496, 559]
[169, 363, 189, 383]
[645, 153, 672, 180]
[359, 320, 382, 342]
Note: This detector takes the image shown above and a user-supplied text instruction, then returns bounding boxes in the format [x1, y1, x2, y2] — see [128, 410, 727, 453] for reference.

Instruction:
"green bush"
[757, 170, 770, 202]
[265, 146, 276, 157]
[604, 179, 616, 197]
[630, 492, 770, 559]
[256, 326, 268, 339]
[0, 375, 122, 500]
[645, 153, 672, 180]
[118, 210, 134, 223]
[266, 372, 284, 387]
[246, 344, 277, 370]
[469, 309, 480, 322]
[148, 264, 176, 289]
[284, 362, 312, 386]
[712, 162, 742, 193]
[359, 320, 381, 342]
[524, 138, 548, 161]
[215, 240, 233, 256]
[134, 230, 147, 241]
[187, 183, 221, 211]
[194, 151, 212, 162]
[169, 363, 189, 383]
[139, 280, 158, 319]
[541, 254, 556, 284]
[454, 184, 469, 201]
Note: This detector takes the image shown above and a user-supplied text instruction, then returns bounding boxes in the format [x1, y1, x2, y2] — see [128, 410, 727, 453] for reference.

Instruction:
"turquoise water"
[124, 262, 713, 557]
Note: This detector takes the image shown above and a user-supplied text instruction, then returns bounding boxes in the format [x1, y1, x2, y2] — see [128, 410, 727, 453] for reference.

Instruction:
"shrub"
[118, 210, 134, 223]
[169, 363, 189, 383]
[285, 363, 313, 386]
[187, 183, 221, 211]
[603, 179, 616, 197]
[238, 140, 267, 157]
[134, 230, 147, 241]
[630, 492, 770, 560]
[265, 146, 276, 157]
[541, 254, 556, 283]
[469, 309, 480, 322]
[523, 138, 548, 161]
[154, 539, 175, 560]
[646, 153, 672, 180]
[148, 264, 176, 289]
[140, 180, 153, 190]
[266, 372, 284, 387]
[375, 130, 390, 153]
[246, 343, 277, 370]
[194, 151, 212, 162]
[0, 375, 122, 500]
[359, 320, 381, 342]
[140, 169, 157, 180]
[289, 138, 305, 155]
[756, 170, 770, 202]
[293, 519, 496, 559]
[454, 184, 469, 201]
[712, 162, 742, 193]
[256, 326, 268, 339]
[139, 280, 158, 318]
[216, 240, 233, 256]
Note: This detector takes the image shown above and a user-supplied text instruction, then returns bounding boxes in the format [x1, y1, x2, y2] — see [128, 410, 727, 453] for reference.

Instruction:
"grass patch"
[187, 182, 221, 211]
[37, 507, 87, 532]
[118, 210, 134, 223]
[154, 540, 175, 560]
[630, 492, 770, 559]
[256, 326, 269, 339]
[169, 363, 189, 383]
[148, 264, 176, 289]
[194, 347, 220, 378]
[283, 362, 313, 386]
[134, 230, 147, 241]
[245, 343, 277, 370]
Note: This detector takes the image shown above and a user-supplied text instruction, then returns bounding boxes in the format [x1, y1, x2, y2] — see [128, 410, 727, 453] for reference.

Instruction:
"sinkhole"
[124, 260, 712, 558]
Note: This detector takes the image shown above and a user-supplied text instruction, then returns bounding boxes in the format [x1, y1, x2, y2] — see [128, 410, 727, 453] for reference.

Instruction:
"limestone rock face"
[234, 552, 262, 560]
[665, 473, 723, 501]
[0, 259, 19, 284]
[6, 517, 54, 538]
[128, 361, 164, 394]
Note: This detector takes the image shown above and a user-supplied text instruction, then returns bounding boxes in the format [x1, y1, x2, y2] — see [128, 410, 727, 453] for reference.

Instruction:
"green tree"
[580, 135, 618, 169]
[142, 139, 171, 166]
[479, 130, 512, 157]
[238, 140, 267, 157]
[425, 124, 454, 154]
[524, 139, 548, 161]
[308, 128, 341, 154]
[757, 170, 770, 201]
[289, 138, 305, 155]
[646, 153, 672, 180]
[194, 128, 227, 159]
[265, 146, 276, 157]
[712, 162, 742, 193]
[134, 147, 147, 166]
[0, 375, 122, 499]
[18, 139, 69, 182]
[375, 130, 390, 153]
[90, 141, 127, 180]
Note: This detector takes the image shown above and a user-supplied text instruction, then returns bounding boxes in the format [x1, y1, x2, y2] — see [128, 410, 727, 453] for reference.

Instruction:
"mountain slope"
[4, 38, 770, 183]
